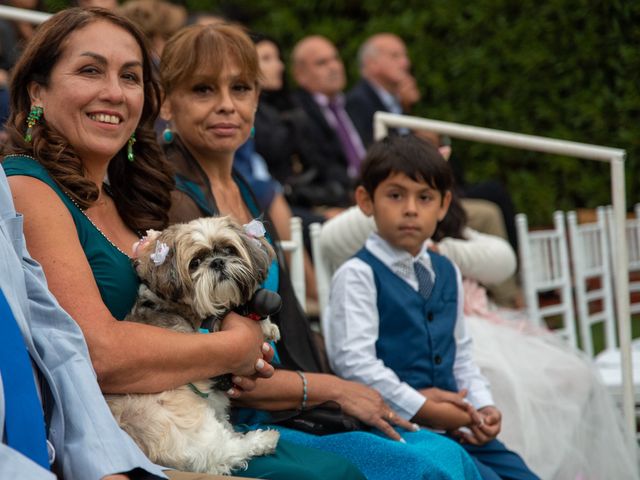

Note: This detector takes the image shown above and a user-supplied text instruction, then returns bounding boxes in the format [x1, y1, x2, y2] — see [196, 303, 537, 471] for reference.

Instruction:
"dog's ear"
[242, 233, 274, 284]
[135, 226, 186, 303]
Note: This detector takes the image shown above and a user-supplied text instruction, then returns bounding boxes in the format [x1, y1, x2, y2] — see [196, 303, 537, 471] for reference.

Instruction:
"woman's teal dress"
[163, 140, 483, 480]
[3, 155, 366, 480]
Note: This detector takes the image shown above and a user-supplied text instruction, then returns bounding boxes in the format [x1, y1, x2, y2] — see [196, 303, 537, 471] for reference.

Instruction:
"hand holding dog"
[221, 312, 275, 381]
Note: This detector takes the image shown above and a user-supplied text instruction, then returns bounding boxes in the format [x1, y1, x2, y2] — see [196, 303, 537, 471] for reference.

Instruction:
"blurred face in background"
[256, 40, 284, 91]
[76, 0, 118, 10]
[364, 34, 411, 92]
[293, 36, 345, 98]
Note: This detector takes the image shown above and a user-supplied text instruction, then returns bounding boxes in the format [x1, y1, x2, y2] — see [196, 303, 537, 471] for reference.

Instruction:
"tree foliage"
[45, 0, 640, 225]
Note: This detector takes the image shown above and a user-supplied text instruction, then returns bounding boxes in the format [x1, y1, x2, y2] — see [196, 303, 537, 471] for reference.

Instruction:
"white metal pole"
[0, 5, 51, 24]
[611, 157, 636, 442]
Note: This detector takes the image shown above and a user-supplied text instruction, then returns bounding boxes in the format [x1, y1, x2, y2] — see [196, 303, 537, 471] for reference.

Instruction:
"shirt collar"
[313, 92, 346, 108]
[365, 231, 431, 274]
[368, 80, 402, 114]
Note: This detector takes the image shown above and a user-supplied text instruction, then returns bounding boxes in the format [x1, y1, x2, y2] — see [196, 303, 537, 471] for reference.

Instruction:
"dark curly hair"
[2, 7, 174, 232]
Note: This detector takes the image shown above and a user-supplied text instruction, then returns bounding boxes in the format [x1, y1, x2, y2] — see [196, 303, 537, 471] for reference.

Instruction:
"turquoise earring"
[127, 133, 136, 162]
[24, 106, 43, 143]
[162, 125, 174, 144]
[250, 126, 255, 138]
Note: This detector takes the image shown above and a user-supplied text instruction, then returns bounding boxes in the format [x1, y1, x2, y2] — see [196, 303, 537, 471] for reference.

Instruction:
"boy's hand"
[419, 387, 468, 409]
[454, 405, 502, 446]
[413, 397, 472, 431]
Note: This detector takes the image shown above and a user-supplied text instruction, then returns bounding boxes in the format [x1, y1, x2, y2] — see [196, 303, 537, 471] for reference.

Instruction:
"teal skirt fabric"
[271, 426, 482, 480]
[233, 438, 365, 479]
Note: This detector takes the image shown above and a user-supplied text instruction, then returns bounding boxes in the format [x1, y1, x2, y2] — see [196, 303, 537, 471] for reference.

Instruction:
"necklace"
[64, 190, 134, 259]
[3, 153, 138, 258]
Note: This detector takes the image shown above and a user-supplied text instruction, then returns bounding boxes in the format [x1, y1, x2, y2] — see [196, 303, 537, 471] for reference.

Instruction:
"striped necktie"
[0, 288, 49, 469]
[414, 261, 434, 299]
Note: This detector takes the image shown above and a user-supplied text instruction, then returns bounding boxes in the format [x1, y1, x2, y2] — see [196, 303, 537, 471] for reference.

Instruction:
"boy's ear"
[437, 190, 453, 222]
[355, 185, 374, 217]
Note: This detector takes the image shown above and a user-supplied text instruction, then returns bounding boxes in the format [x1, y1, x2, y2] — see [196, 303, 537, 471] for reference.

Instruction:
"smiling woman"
[0, 8, 287, 480]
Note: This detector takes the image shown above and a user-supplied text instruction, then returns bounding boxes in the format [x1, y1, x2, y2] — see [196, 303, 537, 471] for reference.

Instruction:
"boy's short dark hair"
[359, 134, 454, 199]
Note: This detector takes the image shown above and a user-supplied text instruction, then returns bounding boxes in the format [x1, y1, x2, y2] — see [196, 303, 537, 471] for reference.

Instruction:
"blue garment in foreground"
[274, 426, 482, 480]
[0, 288, 49, 469]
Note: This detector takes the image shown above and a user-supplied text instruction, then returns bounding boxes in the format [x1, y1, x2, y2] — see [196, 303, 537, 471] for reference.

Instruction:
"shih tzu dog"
[106, 216, 281, 475]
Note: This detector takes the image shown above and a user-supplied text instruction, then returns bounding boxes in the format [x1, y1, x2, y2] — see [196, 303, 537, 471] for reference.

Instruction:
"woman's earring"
[24, 105, 43, 143]
[250, 126, 255, 138]
[162, 125, 174, 144]
[127, 133, 136, 162]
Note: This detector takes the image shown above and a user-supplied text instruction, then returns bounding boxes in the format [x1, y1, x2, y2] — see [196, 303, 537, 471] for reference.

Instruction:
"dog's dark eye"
[189, 258, 202, 271]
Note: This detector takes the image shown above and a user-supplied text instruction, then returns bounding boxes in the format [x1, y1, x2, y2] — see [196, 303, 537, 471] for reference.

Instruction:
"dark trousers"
[456, 438, 539, 480]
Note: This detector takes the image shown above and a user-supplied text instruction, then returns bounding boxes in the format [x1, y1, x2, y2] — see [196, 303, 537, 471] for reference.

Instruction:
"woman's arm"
[10, 176, 271, 394]
[233, 369, 415, 441]
[436, 227, 516, 286]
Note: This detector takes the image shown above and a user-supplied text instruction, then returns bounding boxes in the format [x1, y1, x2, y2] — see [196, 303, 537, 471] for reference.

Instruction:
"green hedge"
[45, 1, 640, 225]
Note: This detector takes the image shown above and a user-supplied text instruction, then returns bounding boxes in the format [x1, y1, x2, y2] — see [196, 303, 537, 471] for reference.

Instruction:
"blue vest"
[355, 248, 459, 392]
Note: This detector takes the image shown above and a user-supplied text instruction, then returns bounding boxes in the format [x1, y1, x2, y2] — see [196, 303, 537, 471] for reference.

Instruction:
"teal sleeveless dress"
[4, 155, 366, 480]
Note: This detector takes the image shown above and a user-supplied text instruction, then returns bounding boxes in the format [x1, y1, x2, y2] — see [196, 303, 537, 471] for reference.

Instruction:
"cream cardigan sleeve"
[319, 206, 516, 285]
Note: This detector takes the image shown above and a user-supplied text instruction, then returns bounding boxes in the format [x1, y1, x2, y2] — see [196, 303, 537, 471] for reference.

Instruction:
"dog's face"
[133, 216, 275, 319]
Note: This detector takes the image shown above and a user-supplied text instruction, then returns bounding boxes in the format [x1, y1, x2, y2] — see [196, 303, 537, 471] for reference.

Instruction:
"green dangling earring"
[24, 105, 43, 143]
[250, 126, 255, 138]
[127, 133, 136, 162]
[162, 125, 174, 144]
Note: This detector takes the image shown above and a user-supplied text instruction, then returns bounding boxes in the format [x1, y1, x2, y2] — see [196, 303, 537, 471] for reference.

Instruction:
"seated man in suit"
[290, 35, 366, 211]
[346, 33, 416, 148]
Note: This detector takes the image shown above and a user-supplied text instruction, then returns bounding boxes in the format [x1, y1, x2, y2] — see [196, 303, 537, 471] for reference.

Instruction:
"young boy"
[323, 135, 538, 480]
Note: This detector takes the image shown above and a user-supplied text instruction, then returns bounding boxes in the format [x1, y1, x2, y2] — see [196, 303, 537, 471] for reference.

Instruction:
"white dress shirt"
[323, 232, 494, 420]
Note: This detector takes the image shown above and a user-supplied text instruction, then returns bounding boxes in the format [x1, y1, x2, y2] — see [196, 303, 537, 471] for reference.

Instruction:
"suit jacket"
[289, 89, 354, 208]
[346, 79, 397, 149]
[0, 166, 166, 480]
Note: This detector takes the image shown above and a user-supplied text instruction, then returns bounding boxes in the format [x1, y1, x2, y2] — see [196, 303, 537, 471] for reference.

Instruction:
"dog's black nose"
[211, 258, 225, 271]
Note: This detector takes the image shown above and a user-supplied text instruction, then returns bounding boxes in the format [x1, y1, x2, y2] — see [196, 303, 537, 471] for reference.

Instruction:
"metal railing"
[374, 111, 634, 443]
[0, 5, 51, 24]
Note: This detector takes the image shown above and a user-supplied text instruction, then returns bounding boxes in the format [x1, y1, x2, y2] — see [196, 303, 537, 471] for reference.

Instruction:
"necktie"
[414, 261, 434, 300]
[0, 288, 49, 469]
[327, 100, 363, 177]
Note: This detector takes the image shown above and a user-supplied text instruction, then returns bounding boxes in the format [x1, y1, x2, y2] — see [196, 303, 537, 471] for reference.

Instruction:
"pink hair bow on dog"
[243, 219, 266, 247]
[132, 230, 169, 266]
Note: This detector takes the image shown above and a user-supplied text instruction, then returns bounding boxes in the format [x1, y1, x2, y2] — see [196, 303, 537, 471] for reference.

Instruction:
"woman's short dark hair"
[359, 134, 454, 200]
[2, 7, 174, 232]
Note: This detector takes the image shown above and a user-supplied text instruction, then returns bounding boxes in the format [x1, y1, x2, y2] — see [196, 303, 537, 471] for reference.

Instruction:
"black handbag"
[269, 401, 366, 436]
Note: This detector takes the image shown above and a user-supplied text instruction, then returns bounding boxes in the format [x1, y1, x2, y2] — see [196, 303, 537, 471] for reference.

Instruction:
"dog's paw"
[261, 320, 280, 342]
[245, 428, 279, 456]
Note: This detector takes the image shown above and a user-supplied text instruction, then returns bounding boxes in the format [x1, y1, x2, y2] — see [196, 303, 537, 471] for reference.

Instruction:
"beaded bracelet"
[296, 370, 308, 410]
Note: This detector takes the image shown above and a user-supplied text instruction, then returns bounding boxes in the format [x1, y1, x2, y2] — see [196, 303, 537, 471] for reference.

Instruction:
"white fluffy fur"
[106, 216, 280, 475]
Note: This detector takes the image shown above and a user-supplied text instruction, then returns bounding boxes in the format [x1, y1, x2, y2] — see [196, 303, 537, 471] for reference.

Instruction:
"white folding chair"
[571, 207, 640, 428]
[627, 204, 640, 317]
[567, 207, 616, 357]
[277, 216, 306, 311]
[516, 211, 577, 347]
[309, 222, 331, 317]
[604, 204, 640, 319]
